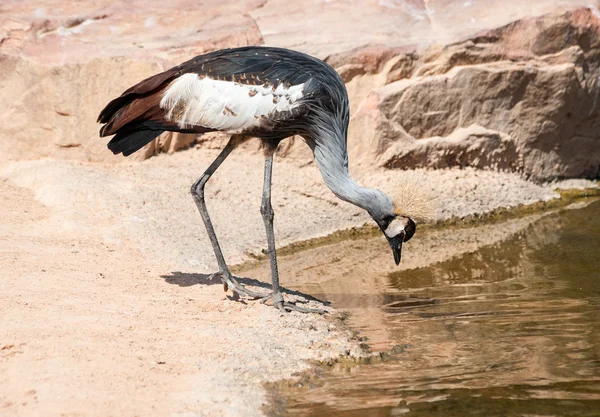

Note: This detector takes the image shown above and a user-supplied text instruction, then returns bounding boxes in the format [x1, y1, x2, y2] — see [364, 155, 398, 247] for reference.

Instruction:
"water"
[258, 199, 600, 416]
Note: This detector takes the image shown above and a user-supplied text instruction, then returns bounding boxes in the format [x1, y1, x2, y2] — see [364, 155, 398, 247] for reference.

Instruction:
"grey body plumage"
[98, 46, 417, 312]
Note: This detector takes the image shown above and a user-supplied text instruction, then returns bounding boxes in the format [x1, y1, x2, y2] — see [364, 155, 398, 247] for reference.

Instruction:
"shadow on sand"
[160, 271, 330, 306]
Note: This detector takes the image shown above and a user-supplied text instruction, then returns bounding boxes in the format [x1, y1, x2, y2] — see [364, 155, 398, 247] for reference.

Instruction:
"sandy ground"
[0, 145, 596, 416]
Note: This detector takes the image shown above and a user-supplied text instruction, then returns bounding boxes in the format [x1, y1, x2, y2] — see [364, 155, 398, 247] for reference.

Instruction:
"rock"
[0, 0, 597, 181]
[380, 124, 520, 172]
[137, 131, 198, 160]
[348, 8, 600, 181]
[0, 54, 166, 162]
[250, 0, 593, 58]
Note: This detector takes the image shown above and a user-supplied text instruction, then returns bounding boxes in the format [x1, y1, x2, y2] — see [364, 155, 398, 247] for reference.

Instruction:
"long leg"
[260, 147, 325, 313]
[191, 135, 263, 298]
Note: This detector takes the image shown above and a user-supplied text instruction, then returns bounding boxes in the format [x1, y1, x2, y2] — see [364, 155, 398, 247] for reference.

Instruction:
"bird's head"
[376, 215, 417, 265]
[374, 176, 437, 265]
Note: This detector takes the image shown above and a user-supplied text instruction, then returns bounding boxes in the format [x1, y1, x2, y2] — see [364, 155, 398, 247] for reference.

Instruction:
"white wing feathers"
[160, 73, 306, 132]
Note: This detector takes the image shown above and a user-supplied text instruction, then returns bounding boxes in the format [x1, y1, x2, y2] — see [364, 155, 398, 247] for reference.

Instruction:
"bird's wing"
[98, 47, 316, 137]
[159, 50, 315, 133]
[159, 72, 309, 133]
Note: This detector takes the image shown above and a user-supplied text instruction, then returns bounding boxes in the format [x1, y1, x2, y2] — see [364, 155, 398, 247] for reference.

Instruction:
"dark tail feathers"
[107, 129, 163, 156]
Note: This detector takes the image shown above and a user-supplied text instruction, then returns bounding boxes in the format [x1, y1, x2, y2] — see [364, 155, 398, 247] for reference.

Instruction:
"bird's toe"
[281, 302, 327, 314]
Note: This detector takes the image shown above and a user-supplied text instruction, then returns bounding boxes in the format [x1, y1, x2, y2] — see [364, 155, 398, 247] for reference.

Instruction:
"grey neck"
[306, 122, 395, 221]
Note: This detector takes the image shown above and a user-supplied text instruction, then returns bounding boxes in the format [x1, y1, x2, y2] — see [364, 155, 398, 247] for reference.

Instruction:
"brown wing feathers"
[99, 92, 164, 137]
[97, 68, 176, 127]
[98, 69, 182, 156]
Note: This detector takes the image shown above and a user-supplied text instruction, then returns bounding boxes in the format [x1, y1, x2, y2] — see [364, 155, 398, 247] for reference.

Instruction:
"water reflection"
[255, 200, 600, 416]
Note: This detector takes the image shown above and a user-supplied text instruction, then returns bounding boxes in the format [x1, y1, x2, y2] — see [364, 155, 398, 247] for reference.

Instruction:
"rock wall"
[1, 1, 598, 180]
[348, 9, 600, 180]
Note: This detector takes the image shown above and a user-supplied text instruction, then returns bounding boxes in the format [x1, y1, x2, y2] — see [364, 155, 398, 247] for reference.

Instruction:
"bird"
[98, 45, 431, 313]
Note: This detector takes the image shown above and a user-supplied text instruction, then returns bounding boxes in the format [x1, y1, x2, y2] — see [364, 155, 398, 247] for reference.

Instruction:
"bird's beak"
[387, 230, 405, 266]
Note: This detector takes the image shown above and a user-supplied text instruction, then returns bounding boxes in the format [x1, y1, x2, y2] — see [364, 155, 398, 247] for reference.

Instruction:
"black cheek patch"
[404, 218, 417, 242]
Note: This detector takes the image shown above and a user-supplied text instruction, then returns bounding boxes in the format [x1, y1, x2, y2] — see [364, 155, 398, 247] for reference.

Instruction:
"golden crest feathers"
[392, 173, 438, 224]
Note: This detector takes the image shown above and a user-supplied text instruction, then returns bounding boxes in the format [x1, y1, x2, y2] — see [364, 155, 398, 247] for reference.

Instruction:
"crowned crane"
[98, 46, 425, 313]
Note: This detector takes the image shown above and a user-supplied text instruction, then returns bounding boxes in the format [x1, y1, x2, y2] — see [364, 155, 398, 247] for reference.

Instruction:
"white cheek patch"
[160, 73, 305, 132]
[384, 220, 405, 238]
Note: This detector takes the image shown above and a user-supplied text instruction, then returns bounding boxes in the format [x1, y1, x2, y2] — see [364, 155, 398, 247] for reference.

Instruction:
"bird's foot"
[261, 290, 327, 314]
[209, 272, 326, 314]
[208, 271, 266, 299]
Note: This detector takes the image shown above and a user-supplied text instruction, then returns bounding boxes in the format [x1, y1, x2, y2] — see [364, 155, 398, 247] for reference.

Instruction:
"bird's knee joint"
[190, 178, 208, 200]
[260, 204, 274, 220]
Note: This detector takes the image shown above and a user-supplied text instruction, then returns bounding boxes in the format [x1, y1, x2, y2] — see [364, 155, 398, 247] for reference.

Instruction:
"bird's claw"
[268, 291, 327, 314]
[210, 271, 266, 299]
[277, 301, 327, 314]
[257, 290, 283, 305]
